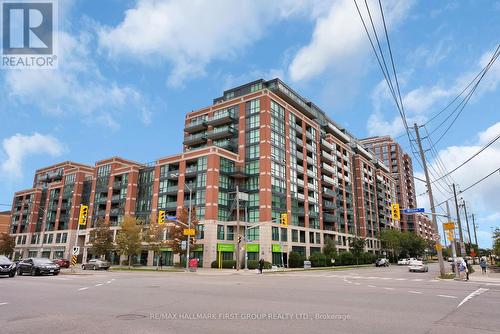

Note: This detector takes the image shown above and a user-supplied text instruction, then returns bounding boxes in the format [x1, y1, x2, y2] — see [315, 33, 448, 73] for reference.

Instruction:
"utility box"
[304, 260, 311, 270]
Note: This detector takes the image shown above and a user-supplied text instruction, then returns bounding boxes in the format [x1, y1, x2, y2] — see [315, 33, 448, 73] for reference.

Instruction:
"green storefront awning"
[217, 243, 235, 252]
[272, 244, 281, 253]
[159, 248, 173, 252]
[246, 244, 260, 253]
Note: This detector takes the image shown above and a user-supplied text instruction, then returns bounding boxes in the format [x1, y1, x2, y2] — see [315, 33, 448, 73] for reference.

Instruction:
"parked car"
[375, 258, 390, 267]
[447, 257, 453, 262]
[397, 258, 409, 265]
[17, 258, 60, 276]
[0, 255, 17, 278]
[53, 258, 70, 268]
[82, 259, 110, 270]
[409, 260, 429, 272]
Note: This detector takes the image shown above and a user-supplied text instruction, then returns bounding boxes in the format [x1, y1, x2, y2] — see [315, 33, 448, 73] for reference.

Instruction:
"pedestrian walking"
[480, 258, 487, 275]
[258, 258, 264, 274]
[464, 259, 469, 281]
[459, 258, 466, 280]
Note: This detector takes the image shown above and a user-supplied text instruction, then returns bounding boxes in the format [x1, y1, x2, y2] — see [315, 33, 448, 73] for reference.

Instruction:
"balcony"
[185, 166, 198, 175]
[296, 151, 304, 161]
[321, 151, 335, 162]
[184, 119, 207, 133]
[296, 138, 303, 147]
[111, 195, 123, 202]
[323, 200, 335, 210]
[296, 164, 304, 174]
[321, 139, 333, 150]
[207, 109, 235, 126]
[206, 126, 236, 140]
[306, 169, 315, 178]
[294, 208, 305, 216]
[297, 193, 305, 201]
[164, 186, 178, 194]
[183, 133, 207, 146]
[306, 156, 314, 165]
[297, 178, 304, 187]
[322, 175, 336, 186]
[306, 143, 315, 153]
[165, 201, 178, 209]
[323, 213, 337, 222]
[213, 139, 235, 151]
[322, 162, 336, 174]
[322, 187, 336, 198]
[166, 170, 179, 179]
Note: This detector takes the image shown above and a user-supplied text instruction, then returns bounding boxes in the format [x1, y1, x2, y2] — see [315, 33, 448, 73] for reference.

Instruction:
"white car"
[397, 258, 409, 265]
[409, 260, 429, 272]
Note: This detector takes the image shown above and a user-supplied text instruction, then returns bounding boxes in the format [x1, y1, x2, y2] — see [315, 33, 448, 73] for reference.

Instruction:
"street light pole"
[452, 184, 466, 257]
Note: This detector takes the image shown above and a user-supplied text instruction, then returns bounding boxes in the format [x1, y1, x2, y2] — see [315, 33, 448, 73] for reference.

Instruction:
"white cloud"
[98, 0, 319, 87]
[366, 47, 500, 137]
[414, 122, 500, 247]
[1, 133, 65, 178]
[4, 31, 152, 128]
[288, 0, 414, 82]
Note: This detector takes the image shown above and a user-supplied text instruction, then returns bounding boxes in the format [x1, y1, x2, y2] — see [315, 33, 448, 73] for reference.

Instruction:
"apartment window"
[272, 227, 279, 241]
[218, 209, 229, 221]
[299, 231, 306, 243]
[292, 230, 298, 243]
[196, 224, 205, 239]
[217, 225, 225, 240]
[281, 228, 288, 242]
[197, 157, 207, 171]
[64, 173, 76, 184]
[220, 158, 235, 173]
[196, 173, 206, 188]
[309, 232, 315, 244]
[47, 234, 53, 244]
[227, 226, 234, 240]
[245, 176, 259, 191]
[247, 226, 259, 241]
[245, 161, 259, 174]
[246, 145, 259, 159]
[55, 233, 62, 243]
[246, 129, 259, 144]
[248, 209, 259, 223]
[61, 233, 67, 243]
[97, 164, 111, 177]
[270, 100, 285, 118]
[248, 193, 259, 207]
[246, 115, 260, 129]
[245, 99, 260, 115]
[196, 207, 205, 221]
[250, 82, 262, 92]
[195, 190, 206, 205]
[218, 192, 229, 206]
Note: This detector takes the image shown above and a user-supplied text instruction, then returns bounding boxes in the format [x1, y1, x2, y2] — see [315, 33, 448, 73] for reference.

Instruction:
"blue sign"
[166, 215, 177, 221]
[402, 208, 425, 214]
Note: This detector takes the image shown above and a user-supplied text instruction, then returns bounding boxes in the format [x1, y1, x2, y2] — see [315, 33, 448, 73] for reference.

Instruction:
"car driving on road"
[17, 258, 60, 276]
[0, 255, 17, 278]
[375, 258, 390, 267]
[53, 258, 70, 268]
[82, 259, 111, 270]
[408, 260, 429, 272]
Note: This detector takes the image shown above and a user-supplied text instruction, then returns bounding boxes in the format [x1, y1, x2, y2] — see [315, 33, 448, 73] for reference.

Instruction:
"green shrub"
[309, 252, 328, 267]
[288, 252, 305, 268]
[361, 252, 376, 264]
[246, 260, 272, 270]
[210, 260, 237, 269]
[339, 251, 355, 266]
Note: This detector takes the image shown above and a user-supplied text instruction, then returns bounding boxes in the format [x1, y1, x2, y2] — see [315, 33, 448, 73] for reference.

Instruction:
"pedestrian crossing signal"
[391, 203, 400, 220]
[158, 210, 166, 225]
[280, 213, 288, 226]
[78, 205, 88, 225]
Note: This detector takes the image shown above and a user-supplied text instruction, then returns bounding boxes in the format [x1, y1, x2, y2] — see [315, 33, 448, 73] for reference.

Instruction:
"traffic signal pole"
[414, 123, 446, 277]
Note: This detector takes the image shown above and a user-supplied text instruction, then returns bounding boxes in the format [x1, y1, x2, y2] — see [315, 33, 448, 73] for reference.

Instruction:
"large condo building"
[10, 79, 407, 267]
[360, 136, 435, 240]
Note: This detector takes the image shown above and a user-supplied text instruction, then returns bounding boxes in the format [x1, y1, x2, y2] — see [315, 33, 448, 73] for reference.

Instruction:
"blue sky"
[1, 0, 499, 248]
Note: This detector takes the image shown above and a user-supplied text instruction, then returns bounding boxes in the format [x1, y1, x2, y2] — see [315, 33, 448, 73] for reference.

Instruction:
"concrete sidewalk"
[466, 265, 500, 284]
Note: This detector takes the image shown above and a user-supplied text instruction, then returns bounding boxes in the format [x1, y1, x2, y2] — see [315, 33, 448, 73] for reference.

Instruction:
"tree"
[493, 228, 500, 257]
[166, 208, 199, 258]
[144, 218, 167, 269]
[400, 232, 426, 258]
[350, 237, 366, 265]
[380, 229, 402, 259]
[88, 219, 114, 259]
[323, 236, 337, 264]
[115, 216, 142, 268]
[0, 233, 15, 257]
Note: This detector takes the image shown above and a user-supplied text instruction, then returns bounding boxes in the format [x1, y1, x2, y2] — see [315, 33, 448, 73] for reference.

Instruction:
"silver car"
[408, 260, 429, 272]
[82, 259, 111, 270]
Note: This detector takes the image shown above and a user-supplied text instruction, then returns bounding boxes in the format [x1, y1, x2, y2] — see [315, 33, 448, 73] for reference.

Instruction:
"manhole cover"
[116, 314, 147, 320]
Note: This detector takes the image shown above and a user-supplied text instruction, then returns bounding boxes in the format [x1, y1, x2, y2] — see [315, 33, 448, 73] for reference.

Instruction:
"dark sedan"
[0, 255, 16, 277]
[17, 258, 60, 276]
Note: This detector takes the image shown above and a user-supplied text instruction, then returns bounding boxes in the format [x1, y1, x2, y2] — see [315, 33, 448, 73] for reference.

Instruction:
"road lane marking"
[367, 276, 379, 279]
[368, 285, 376, 288]
[111, 278, 115, 281]
[384, 287, 394, 290]
[395, 278, 407, 281]
[457, 288, 489, 308]
[354, 283, 361, 286]
[95, 284, 103, 287]
[0, 302, 8, 306]
[106, 280, 112, 284]
[380, 278, 392, 280]
[438, 295, 458, 299]
[78, 287, 89, 291]
[412, 279, 424, 282]
[408, 291, 422, 294]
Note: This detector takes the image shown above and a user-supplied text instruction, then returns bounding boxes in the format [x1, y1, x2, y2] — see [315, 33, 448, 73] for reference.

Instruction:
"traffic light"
[238, 235, 242, 244]
[280, 213, 288, 226]
[158, 210, 166, 225]
[391, 203, 400, 220]
[78, 205, 88, 225]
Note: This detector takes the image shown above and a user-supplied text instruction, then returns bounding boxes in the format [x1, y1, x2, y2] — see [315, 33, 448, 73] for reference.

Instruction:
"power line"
[431, 132, 500, 184]
[435, 167, 500, 207]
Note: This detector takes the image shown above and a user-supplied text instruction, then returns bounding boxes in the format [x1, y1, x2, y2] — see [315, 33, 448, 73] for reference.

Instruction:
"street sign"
[181, 241, 187, 250]
[433, 234, 441, 242]
[166, 215, 177, 221]
[401, 208, 425, 214]
[183, 228, 195, 236]
[435, 243, 443, 251]
[443, 222, 455, 230]
[71, 255, 77, 266]
[72, 246, 80, 256]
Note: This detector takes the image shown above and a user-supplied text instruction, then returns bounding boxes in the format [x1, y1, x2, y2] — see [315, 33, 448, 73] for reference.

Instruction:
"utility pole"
[452, 184, 466, 257]
[462, 200, 473, 248]
[414, 123, 445, 277]
[236, 185, 240, 271]
[446, 201, 458, 278]
[472, 214, 478, 247]
[186, 184, 192, 272]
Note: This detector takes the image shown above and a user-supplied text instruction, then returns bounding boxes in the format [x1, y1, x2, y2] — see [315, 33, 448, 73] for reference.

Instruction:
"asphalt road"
[0, 263, 499, 334]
